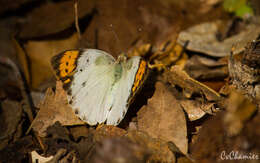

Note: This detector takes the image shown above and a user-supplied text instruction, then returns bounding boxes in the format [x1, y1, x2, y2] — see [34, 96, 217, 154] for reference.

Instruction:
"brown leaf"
[127, 43, 152, 57]
[180, 100, 207, 121]
[94, 125, 127, 142]
[89, 137, 150, 163]
[166, 65, 221, 101]
[31, 81, 85, 137]
[19, 0, 95, 39]
[137, 81, 188, 155]
[177, 20, 260, 57]
[127, 131, 176, 162]
[0, 100, 23, 150]
[184, 55, 228, 81]
[150, 40, 188, 71]
[224, 91, 257, 136]
[24, 32, 78, 89]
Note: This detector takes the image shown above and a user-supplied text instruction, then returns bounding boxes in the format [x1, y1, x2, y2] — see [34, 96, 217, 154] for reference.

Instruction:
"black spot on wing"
[67, 88, 72, 95]
[82, 82, 86, 87]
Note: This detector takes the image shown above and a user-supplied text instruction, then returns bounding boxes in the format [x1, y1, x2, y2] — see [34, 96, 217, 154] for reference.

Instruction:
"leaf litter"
[0, 0, 260, 162]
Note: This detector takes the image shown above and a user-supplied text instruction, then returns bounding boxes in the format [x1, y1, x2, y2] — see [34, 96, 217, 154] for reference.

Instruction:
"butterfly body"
[51, 49, 148, 125]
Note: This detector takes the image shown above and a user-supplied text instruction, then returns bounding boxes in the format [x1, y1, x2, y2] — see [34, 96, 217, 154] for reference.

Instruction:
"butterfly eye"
[80, 69, 83, 72]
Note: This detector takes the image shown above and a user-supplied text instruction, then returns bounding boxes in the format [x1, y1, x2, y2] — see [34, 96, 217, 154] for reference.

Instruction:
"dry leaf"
[24, 33, 78, 89]
[180, 100, 207, 121]
[94, 125, 127, 142]
[31, 151, 53, 163]
[150, 40, 188, 70]
[31, 81, 84, 137]
[0, 100, 23, 150]
[127, 131, 176, 162]
[90, 137, 150, 163]
[166, 65, 221, 101]
[127, 43, 151, 57]
[184, 55, 228, 81]
[19, 0, 95, 38]
[137, 81, 188, 155]
[69, 126, 90, 142]
[177, 20, 260, 57]
[224, 91, 257, 136]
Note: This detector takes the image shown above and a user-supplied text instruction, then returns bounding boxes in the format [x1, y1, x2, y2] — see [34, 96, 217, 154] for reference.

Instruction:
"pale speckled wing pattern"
[51, 49, 146, 126]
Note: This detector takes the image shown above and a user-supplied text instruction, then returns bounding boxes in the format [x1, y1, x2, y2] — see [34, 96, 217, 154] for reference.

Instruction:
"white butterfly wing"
[106, 56, 142, 125]
[68, 49, 116, 125]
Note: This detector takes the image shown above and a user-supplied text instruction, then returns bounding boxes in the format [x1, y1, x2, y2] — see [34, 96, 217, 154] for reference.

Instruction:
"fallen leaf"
[127, 43, 152, 57]
[94, 125, 127, 142]
[150, 40, 188, 70]
[0, 0, 35, 14]
[24, 32, 78, 89]
[137, 81, 188, 155]
[180, 100, 207, 121]
[0, 100, 23, 150]
[89, 137, 150, 163]
[184, 55, 228, 81]
[31, 151, 53, 163]
[69, 126, 90, 142]
[31, 81, 85, 137]
[224, 91, 257, 136]
[177, 20, 260, 57]
[166, 65, 221, 101]
[0, 136, 35, 162]
[19, 0, 95, 39]
[127, 131, 176, 162]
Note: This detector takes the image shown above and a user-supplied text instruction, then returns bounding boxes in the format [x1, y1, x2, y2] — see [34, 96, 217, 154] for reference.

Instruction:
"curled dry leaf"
[137, 81, 188, 155]
[166, 65, 221, 101]
[31, 151, 53, 163]
[184, 55, 228, 81]
[150, 40, 188, 70]
[127, 43, 152, 57]
[31, 81, 85, 137]
[224, 91, 257, 136]
[180, 100, 206, 121]
[177, 20, 260, 57]
[180, 100, 217, 121]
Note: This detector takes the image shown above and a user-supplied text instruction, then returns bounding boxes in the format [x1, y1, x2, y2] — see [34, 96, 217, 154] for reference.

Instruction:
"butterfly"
[51, 49, 148, 126]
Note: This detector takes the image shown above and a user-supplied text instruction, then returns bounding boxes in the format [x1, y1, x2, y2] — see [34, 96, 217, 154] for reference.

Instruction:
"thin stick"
[74, 0, 81, 39]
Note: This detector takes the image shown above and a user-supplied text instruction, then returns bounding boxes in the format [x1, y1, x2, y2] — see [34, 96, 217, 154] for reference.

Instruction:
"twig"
[74, 0, 81, 39]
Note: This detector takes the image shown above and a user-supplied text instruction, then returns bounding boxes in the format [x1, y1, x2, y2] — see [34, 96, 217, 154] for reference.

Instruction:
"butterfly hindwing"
[67, 49, 116, 125]
[106, 56, 147, 125]
[51, 49, 148, 126]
